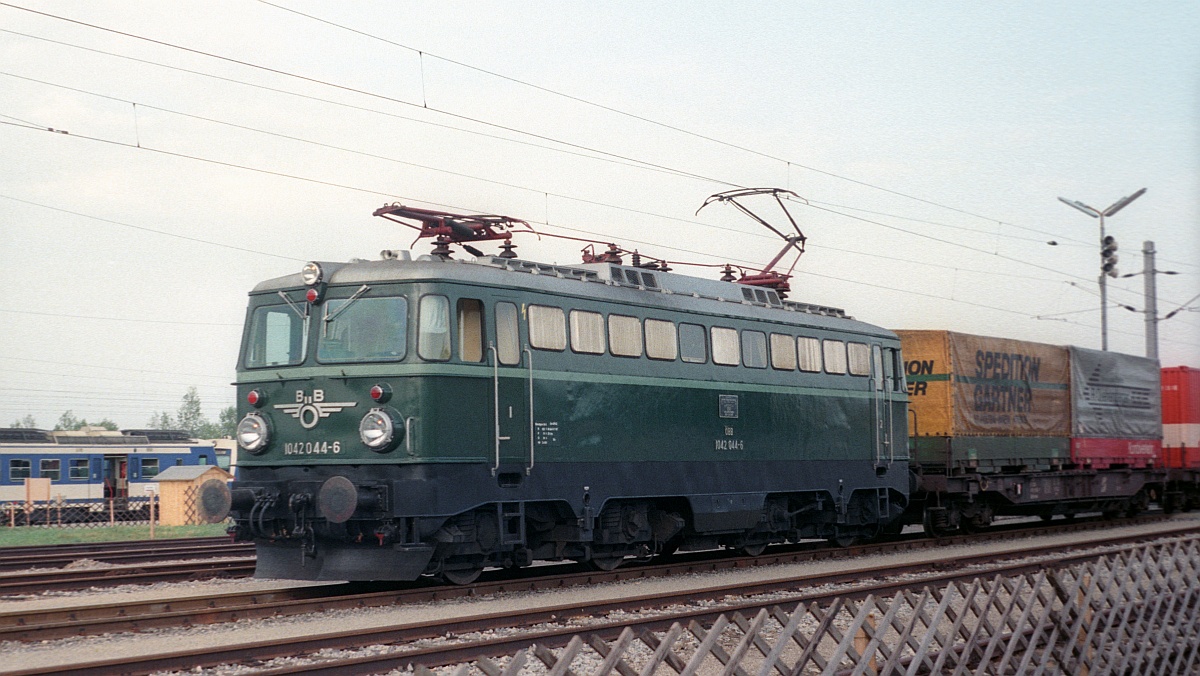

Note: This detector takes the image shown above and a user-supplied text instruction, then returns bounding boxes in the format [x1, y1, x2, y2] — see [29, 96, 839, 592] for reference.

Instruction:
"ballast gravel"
[1, 514, 1196, 675]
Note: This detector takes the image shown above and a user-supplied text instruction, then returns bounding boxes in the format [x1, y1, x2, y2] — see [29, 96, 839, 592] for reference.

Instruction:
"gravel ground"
[2, 514, 1197, 674]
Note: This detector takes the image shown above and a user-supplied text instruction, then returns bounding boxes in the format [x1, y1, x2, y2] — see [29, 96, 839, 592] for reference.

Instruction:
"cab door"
[490, 301, 530, 479]
[871, 344, 892, 463]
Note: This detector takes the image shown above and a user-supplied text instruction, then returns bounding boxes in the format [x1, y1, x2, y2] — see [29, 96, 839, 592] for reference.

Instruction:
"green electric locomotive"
[203, 203, 910, 582]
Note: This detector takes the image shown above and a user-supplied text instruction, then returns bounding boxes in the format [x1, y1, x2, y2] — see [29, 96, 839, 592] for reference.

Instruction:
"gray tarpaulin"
[1069, 346, 1161, 439]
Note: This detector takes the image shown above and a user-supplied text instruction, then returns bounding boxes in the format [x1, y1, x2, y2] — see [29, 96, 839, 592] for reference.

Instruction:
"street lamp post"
[1057, 188, 1147, 351]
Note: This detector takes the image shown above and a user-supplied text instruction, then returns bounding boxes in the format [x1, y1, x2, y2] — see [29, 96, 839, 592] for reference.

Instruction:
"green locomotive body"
[215, 249, 910, 582]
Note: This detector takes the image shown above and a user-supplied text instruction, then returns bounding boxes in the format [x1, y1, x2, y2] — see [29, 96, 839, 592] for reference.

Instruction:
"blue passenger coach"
[0, 428, 217, 503]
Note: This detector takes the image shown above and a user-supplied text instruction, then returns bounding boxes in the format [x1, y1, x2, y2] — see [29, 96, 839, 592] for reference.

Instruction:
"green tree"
[54, 410, 83, 431]
[197, 406, 238, 438]
[175, 386, 208, 436]
[9, 414, 37, 429]
[147, 411, 175, 429]
[93, 419, 119, 431]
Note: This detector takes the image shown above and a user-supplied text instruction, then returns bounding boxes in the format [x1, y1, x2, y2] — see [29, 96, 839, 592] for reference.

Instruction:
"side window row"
[525, 303, 877, 376]
[8, 458, 95, 482]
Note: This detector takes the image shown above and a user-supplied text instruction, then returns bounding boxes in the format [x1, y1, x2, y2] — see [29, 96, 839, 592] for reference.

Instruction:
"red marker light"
[370, 384, 391, 403]
[247, 389, 264, 407]
[305, 287, 320, 303]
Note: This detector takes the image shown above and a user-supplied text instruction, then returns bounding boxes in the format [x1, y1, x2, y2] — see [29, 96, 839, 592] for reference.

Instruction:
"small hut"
[153, 465, 233, 526]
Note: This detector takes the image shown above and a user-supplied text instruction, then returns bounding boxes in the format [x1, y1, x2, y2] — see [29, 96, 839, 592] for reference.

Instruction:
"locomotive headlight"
[359, 408, 402, 452]
[237, 412, 272, 454]
[300, 261, 323, 286]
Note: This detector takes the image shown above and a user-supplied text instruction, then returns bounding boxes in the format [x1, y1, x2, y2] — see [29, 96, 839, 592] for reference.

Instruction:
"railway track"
[0, 536, 253, 572]
[3, 517, 1197, 675]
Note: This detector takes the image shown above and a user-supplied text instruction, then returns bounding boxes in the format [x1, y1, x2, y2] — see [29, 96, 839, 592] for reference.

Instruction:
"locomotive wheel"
[441, 565, 483, 585]
[828, 529, 858, 548]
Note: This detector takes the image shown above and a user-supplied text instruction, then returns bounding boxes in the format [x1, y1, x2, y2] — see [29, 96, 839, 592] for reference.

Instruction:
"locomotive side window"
[528, 305, 566, 351]
[889, 348, 906, 393]
[847, 342, 871, 376]
[318, 296, 408, 363]
[569, 310, 606, 354]
[823, 339, 848, 374]
[770, 333, 797, 370]
[69, 458, 89, 480]
[741, 330, 768, 369]
[457, 299, 484, 363]
[245, 305, 306, 368]
[608, 314, 643, 357]
[9, 458, 30, 480]
[495, 302, 521, 365]
[645, 319, 678, 360]
[711, 326, 740, 366]
[418, 295, 452, 361]
[797, 337, 823, 372]
[40, 459, 61, 481]
[141, 458, 160, 479]
[679, 323, 707, 363]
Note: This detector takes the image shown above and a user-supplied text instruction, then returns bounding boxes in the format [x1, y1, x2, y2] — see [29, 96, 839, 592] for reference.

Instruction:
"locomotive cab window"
[608, 314, 643, 357]
[245, 304, 307, 368]
[741, 330, 767, 369]
[318, 296, 408, 363]
[9, 458, 30, 480]
[40, 459, 60, 481]
[645, 319, 678, 361]
[495, 302, 521, 365]
[711, 326, 740, 366]
[823, 339, 847, 374]
[570, 310, 606, 354]
[798, 336, 822, 373]
[457, 299, 484, 363]
[873, 345, 885, 390]
[679, 323, 707, 363]
[418, 295, 452, 361]
[847, 342, 871, 376]
[770, 333, 797, 370]
[528, 305, 566, 351]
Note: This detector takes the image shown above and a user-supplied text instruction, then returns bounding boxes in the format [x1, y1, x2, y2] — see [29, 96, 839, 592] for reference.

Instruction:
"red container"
[1162, 366, 1200, 468]
[1071, 438, 1160, 469]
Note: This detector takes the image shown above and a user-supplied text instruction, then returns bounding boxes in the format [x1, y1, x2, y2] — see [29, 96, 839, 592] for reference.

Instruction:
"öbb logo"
[274, 389, 357, 429]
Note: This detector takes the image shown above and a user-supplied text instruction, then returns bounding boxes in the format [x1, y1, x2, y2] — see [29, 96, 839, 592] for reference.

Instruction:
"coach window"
[318, 296, 408, 363]
[9, 458, 30, 480]
[418, 295, 452, 361]
[798, 337, 822, 373]
[742, 330, 767, 369]
[609, 314, 643, 357]
[645, 319, 678, 360]
[711, 326, 740, 366]
[40, 459, 61, 481]
[245, 305, 306, 368]
[495, 302, 520, 365]
[141, 458, 160, 479]
[528, 305, 566, 351]
[679, 323, 707, 363]
[847, 342, 871, 376]
[69, 458, 89, 480]
[570, 310, 606, 354]
[457, 299, 484, 362]
[823, 339, 848, 374]
[770, 333, 797, 370]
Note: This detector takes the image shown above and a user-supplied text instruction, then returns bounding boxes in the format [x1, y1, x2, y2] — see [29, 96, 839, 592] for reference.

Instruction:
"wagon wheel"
[740, 543, 767, 557]
[441, 564, 483, 585]
[589, 554, 626, 572]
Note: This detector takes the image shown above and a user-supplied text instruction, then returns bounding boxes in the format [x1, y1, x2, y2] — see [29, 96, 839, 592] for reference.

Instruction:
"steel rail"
[0, 540, 252, 572]
[7, 523, 1198, 675]
[0, 557, 256, 595]
[0, 514, 1183, 641]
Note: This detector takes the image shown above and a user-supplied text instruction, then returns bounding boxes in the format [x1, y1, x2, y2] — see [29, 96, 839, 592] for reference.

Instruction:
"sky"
[1, 1, 1198, 430]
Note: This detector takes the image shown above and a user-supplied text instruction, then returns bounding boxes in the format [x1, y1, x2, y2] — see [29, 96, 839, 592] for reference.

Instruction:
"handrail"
[490, 344, 500, 476]
[525, 346, 535, 475]
[404, 416, 415, 456]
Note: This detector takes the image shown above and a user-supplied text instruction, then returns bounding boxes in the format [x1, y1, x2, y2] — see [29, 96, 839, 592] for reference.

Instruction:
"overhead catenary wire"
[3, 120, 1195, 350]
